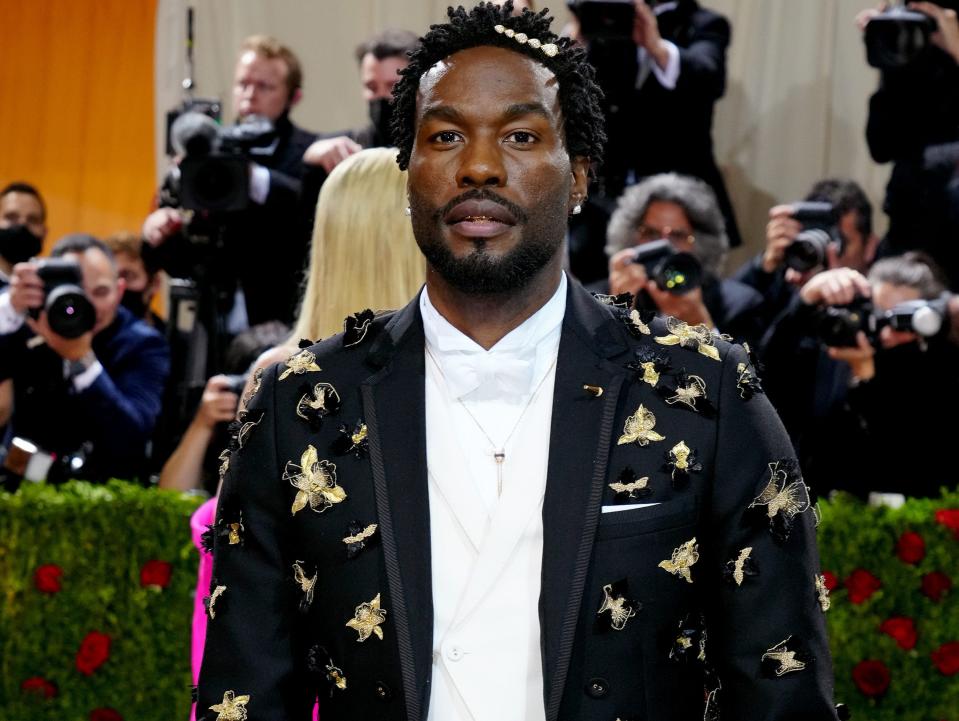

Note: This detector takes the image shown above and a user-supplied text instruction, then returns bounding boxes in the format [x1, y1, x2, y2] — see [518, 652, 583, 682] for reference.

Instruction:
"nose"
[455, 135, 506, 189]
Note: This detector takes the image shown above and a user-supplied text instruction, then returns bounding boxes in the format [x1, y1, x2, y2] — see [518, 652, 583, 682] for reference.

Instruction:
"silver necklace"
[426, 345, 557, 497]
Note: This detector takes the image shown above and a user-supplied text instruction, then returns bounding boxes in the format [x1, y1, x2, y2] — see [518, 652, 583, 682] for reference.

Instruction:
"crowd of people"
[2, 0, 958, 718]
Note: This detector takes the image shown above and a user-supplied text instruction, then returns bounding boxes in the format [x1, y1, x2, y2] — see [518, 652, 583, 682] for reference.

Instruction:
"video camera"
[169, 112, 277, 213]
[783, 201, 842, 273]
[813, 293, 952, 347]
[631, 239, 703, 294]
[28, 258, 96, 339]
[865, 5, 938, 69]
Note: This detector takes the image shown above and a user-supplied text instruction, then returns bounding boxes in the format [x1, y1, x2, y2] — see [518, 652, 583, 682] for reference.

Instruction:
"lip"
[444, 199, 518, 239]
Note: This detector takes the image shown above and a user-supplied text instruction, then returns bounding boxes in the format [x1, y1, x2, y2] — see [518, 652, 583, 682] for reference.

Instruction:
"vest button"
[585, 677, 609, 699]
[374, 681, 393, 701]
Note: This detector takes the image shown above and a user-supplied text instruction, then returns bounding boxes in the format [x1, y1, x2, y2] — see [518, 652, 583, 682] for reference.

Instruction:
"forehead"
[66, 249, 116, 284]
[416, 45, 560, 119]
[1, 192, 43, 217]
[235, 50, 287, 79]
[873, 280, 920, 309]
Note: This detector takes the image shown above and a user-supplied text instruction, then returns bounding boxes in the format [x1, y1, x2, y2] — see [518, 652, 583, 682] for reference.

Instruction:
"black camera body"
[568, 0, 635, 40]
[813, 293, 952, 347]
[631, 239, 704, 295]
[784, 201, 841, 273]
[173, 113, 277, 213]
[30, 258, 96, 339]
[865, 7, 937, 69]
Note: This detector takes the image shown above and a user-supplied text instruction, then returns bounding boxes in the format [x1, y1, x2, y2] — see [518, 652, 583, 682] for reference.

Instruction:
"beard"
[409, 187, 569, 295]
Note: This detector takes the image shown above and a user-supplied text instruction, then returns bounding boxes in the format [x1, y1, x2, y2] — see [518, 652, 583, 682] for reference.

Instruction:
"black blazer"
[198, 281, 839, 720]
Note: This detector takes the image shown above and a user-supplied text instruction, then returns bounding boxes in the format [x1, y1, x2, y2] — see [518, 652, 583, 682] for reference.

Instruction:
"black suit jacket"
[198, 281, 839, 720]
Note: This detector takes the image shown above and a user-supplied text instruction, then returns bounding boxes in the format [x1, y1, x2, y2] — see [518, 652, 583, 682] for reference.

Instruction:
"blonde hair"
[293, 147, 424, 341]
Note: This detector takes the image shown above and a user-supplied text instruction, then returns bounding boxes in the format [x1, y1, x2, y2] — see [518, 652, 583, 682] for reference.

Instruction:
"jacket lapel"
[362, 295, 433, 721]
[540, 284, 632, 721]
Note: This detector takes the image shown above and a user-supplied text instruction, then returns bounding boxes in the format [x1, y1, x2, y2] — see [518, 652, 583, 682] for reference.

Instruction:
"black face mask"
[0, 224, 43, 265]
[369, 98, 394, 147]
[121, 289, 150, 319]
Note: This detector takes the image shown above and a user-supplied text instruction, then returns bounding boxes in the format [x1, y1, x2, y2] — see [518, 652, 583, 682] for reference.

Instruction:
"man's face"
[407, 45, 588, 295]
[0, 191, 46, 240]
[232, 50, 291, 122]
[360, 53, 408, 101]
[635, 200, 696, 255]
[63, 249, 124, 335]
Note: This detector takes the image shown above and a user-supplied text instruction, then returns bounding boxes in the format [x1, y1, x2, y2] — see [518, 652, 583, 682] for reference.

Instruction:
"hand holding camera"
[192, 375, 241, 431]
[861, 0, 959, 67]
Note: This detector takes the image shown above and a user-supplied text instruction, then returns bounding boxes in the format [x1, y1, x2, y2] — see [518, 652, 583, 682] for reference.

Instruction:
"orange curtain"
[0, 0, 158, 251]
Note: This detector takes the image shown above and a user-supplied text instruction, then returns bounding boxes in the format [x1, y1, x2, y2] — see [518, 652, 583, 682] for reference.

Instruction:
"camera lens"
[46, 285, 96, 339]
[655, 253, 702, 294]
[784, 229, 831, 272]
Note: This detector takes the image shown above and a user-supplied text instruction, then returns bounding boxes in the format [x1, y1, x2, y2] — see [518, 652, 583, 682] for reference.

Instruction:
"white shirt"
[636, 1, 682, 90]
[421, 274, 566, 721]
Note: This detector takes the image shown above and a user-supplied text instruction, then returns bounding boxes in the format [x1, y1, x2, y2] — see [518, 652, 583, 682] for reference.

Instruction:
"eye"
[431, 130, 463, 144]
[504, 130, 537, 145]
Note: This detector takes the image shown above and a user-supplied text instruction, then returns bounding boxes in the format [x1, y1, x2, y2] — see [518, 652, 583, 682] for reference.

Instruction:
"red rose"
[90, 708, 123, 721]
[20, 676, 57, 698]
[820, 570, 837, 592]
[921, 571, 953, 602]
[935, 509, 959, 539]
[844, 568, 882, 604]
[879, 616, 918, 650]
[33, 564, 63, 594]
[139, 560, 172, 589]
[852, 659, 891, 697]
[75, 631, 111, 676]
[931, 641, 959, 676]
[895, 531, 926, 564]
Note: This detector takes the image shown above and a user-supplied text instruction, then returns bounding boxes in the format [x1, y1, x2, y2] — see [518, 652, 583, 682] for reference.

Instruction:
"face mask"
[0, 224, 43, 265]
[121, 289, 150, 318]
[369, 98, 394, 146]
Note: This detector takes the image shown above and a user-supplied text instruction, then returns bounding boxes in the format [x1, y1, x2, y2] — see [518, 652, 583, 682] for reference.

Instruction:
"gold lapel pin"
[279, 349, 322, 381]
[346, 593, 388, 642]
[658, 538, 700, 583]
[583, 384, 604, 397]
[210, 689, 250, 721]
[617, 404, 666, 446]
[284, 446, 346, 516]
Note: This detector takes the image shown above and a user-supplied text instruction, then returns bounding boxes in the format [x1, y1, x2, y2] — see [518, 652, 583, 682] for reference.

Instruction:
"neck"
[426, 256, 564, 350]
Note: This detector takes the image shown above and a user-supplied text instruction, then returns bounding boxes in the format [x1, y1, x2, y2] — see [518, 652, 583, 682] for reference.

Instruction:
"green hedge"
[0, 481, 956, 720]
[0, 481, 202, 721]
[820, 489, 959, 720]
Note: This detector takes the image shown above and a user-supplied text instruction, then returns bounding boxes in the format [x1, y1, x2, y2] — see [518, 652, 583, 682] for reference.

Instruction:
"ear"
[569, 156, 590, 211]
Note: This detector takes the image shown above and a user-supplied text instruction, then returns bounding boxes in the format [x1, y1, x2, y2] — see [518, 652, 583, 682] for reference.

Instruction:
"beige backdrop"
[155, 0, 890, 270]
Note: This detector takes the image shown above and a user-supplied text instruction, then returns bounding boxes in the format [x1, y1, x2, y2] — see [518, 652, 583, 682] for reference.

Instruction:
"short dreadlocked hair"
[390, 1, 606, 170]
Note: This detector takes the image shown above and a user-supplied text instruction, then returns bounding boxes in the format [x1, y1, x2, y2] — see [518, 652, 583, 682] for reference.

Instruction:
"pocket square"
[601, 502, 661, 514]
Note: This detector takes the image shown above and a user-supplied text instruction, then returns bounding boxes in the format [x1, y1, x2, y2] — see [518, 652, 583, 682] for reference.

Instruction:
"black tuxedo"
[198, 282, 839, 720]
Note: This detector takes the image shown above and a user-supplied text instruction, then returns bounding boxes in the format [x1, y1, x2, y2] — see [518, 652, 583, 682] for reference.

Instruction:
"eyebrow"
[419, 101, 553, 127]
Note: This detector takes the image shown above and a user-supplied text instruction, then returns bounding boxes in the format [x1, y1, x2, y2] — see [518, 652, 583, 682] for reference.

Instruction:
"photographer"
[142, 35, 317, 328]
[0, 182, 47, 289]
[859, 1, 959, 282]
[734, 178, 879, 332]
[603, 172, 764, 344]
[0, 235, 169, 483]
[761, 253, 958, 497]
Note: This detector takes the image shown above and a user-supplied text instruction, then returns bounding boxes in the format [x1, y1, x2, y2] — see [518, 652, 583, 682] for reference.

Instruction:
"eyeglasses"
[636, 224, 696, 246]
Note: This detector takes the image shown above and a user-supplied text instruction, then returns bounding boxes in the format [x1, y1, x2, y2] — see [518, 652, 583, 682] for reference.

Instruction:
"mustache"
[432, 189, 529, 224]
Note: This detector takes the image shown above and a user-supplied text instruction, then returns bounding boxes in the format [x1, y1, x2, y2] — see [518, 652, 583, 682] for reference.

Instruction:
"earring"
[404, 206, 411, 216]
[572, 204, 582, 215]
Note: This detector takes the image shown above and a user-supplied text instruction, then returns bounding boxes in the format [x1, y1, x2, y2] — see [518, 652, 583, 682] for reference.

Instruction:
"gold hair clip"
[494, 24, 559, 57]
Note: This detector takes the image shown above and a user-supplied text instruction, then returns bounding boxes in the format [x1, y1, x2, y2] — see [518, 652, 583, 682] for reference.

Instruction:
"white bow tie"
[440, 350, 535, 400]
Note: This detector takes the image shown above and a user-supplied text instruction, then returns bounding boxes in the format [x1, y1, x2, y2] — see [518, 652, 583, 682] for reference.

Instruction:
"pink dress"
[188, 497, 319, 721]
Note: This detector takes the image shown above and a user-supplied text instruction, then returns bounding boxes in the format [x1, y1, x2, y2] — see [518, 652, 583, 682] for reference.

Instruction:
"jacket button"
[374, 681, 393, 701]
[585, 677, 609, 698]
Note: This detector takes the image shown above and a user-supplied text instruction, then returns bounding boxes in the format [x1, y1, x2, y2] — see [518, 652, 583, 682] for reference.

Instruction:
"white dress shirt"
[421, 273, 566, 721]
[636, 1, 682, 90]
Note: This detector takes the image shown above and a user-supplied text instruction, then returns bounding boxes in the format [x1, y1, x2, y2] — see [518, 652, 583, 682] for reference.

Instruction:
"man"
[603, 173, 763, 345]
[0, 234, 169, 482]
[765, 253, 958, 498]
[734, 178, 879, 333]
[302, 29, 419, 174]
[0, 182, 47, 289]
[143, 35, 317, 327]
[199, 4, 840, 720]
[103, 231, 164, 330]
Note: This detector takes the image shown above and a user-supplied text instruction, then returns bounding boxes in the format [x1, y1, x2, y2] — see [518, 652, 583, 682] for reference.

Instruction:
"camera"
[170, 112, 277, 213]
[813, 293, 953, 347]
[1, 436, 90, 492]
[812, 297, 878, 348]
[865, 6, 937, 69]
[221, 373, 249, 396]
[631, 239, 703, 295]
[29, 258, 96, 339]
[783, 201, 841, 273]
[567, 0, 635, 40]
